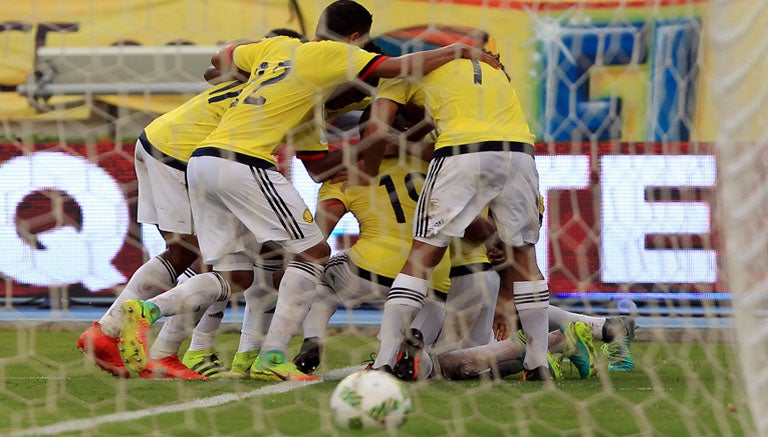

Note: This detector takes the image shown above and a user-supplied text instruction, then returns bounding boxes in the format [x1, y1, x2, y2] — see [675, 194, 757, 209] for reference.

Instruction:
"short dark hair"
[316, 1, 373, 41]
[265, 28, 307, 42]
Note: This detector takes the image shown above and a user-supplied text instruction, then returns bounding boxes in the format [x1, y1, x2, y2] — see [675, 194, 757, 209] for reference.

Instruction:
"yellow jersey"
[318, 157, 451, 293]
[199, 38, 384, 164]
[375, 60, 535, 150]
[141, 80, 247, 164]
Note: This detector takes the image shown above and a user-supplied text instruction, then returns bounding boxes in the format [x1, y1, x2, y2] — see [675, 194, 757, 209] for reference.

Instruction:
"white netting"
[0, 0, 762, 435]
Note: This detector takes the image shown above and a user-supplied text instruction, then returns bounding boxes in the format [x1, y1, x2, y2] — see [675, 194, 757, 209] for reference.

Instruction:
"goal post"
[712, 0, 768, 435]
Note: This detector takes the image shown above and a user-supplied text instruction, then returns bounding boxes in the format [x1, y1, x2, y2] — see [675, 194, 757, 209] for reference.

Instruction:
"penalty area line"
[8, 366, 362, 437]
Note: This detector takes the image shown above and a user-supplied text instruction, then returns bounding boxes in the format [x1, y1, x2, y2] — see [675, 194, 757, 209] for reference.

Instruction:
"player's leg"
[392, 292, 446, 380]
[237, 166, 329, 382]
[372, 240, 448, 371]
[434, 328, 566, 380]
[80, 235, 201, 377]
[117, 155, 257, 375]
[547, 306, 636, 371]
[404, 270, 499, 380]
[375, 153, 484, 373]
[489, 150, 552, 380]
[292, 281, 338, 374]
[251, 240, 329, 382]
[79, 143, 200, 377]
[295, 252, 393, 374]
[142, 302, 209, 380]
[178, 300, 230, 378]
[216, 258, 281, 379]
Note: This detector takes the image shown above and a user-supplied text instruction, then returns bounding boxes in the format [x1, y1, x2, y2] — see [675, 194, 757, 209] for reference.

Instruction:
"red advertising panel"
[0, 141, 719, 300]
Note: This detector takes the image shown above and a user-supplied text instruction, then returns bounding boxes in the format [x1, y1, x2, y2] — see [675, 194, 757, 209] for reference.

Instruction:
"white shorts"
[322, 251, 390, 309]
[414, 150, 541, 247]
[134, 138, 193, 234]
[187, 154, 324, 271]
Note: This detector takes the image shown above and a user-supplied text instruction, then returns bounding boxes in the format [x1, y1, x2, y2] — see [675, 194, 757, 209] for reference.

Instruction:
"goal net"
[0, 0, 764, 435]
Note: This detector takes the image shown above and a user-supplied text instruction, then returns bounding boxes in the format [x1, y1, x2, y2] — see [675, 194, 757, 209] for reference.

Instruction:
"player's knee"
[221, 269, 255, 292]
[297, 241, 331, 265]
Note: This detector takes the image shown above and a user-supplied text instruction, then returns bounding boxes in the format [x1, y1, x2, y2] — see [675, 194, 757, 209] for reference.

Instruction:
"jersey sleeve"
[304, 41, 387, 86]
[232, 42, 265, 75]
[287, 120, 329, 156]
[375, 78, 413, 106]
[318, 181, 349, 209]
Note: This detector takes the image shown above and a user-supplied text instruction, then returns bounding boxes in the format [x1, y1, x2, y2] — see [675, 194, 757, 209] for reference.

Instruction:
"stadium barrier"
[16, 45, 220, 111]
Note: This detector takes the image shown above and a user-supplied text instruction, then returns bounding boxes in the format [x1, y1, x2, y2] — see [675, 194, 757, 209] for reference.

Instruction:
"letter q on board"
[0, 152, 129, 291]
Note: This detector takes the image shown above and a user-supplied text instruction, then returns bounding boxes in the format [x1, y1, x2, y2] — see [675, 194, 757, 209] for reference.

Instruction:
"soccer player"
[76, 29, 305, 379]
[392, 214, 501, 380]
[362, 36, 557, 381]
[433, 321, 595, 380]
[117, 0, 502, 382]
[76, 77, 250, 380]
[292, 141, 453, 375]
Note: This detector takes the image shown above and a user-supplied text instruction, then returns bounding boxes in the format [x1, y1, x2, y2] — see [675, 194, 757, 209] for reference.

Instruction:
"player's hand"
[493, 311, 509, 341]
[328, 169, 350, 184]
[486, 246, 506, 266]
[449, 43, 502, 69]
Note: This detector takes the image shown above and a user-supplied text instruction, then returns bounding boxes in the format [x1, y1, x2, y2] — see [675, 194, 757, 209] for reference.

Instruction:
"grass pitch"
[0, 327, 751, 436]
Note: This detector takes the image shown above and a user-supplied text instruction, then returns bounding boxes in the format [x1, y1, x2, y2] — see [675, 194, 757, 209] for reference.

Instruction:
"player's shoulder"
[299, 40, 367, 55]
[236, 36, 300, 56]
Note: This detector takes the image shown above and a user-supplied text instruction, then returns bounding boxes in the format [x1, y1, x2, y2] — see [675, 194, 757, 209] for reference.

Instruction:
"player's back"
[320, 157, 451, 291]
[200, 39, 380, 163]
[380, 59, 535, 149]
[142, 80, 247, 163]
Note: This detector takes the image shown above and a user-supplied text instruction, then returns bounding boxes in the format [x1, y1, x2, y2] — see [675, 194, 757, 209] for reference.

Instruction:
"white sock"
[434, 337, 524, 379]
[150, 272, 230, 317]
[410, 298, 445, 347]
[436, 271, 499, 352]
[151, 311, 199, 360]
[514, 280, 550, 370]
[188, 300, 229, 351]
[175, 267, 197, 284]
[261, 261, 323, 354]
[548, 306, 607, 340]
[99, 256, 177, 337]
[302, 282, 340, 339]
[372, 274, 428, 369]
[237, 261, 281, 353]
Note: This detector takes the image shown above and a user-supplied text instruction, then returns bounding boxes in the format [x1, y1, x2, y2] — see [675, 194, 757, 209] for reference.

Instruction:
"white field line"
[7, 365, 364, 437]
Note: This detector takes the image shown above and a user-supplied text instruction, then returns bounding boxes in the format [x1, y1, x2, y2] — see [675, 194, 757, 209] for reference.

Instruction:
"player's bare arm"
[369, 42, 502, 79]
[204, 42, 257, 84]
[359, 98, 401, 177]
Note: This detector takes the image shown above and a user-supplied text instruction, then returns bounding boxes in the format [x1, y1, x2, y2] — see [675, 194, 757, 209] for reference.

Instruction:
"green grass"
[0, 328, 753, 436]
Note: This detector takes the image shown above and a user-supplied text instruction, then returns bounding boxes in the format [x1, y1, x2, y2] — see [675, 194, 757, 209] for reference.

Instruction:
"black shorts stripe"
[351, 263, 395, 288]
[449, 263, 494, 278]
[253, 167, 304, 240]
[139, 132, 188, 172]
[415, 157, 444, 238]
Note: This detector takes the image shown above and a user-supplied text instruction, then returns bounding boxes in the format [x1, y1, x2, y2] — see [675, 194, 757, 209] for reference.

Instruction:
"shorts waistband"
[192, 147, 277, 170]
[433, 141, 534, 159]
[351, 262, 395, 288]
[139, 131, 188, 172]
[450, 262, 494, 278]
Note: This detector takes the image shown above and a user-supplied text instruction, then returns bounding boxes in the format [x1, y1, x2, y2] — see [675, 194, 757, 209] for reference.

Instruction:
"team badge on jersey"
[303, 208, 314, 223]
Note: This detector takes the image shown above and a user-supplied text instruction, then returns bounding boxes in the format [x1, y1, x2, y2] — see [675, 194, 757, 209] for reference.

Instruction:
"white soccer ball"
[330, 370, 413, 430]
